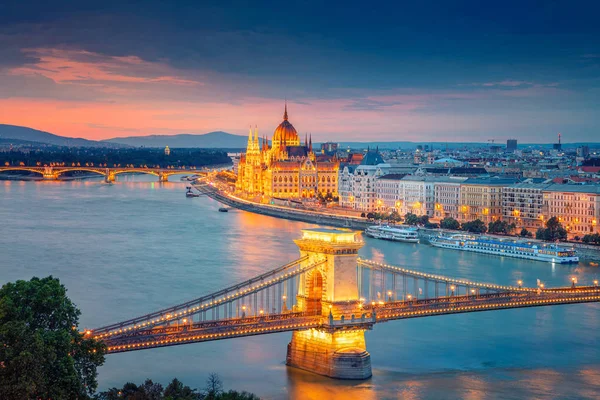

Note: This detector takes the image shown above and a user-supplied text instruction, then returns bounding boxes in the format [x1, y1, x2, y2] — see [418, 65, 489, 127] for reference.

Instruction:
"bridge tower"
[286, 228, 372, 379]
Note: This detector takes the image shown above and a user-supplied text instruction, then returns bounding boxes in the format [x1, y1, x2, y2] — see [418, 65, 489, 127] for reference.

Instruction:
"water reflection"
[1, 176, 599, 399]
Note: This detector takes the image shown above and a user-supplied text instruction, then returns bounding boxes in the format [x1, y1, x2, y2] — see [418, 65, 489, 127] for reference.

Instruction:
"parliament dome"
[273, 104, 299, 146]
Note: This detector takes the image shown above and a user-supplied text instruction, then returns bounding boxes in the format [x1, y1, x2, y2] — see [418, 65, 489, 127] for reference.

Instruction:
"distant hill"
[103, 131, 250, 148]
[0, 124, 123, 148]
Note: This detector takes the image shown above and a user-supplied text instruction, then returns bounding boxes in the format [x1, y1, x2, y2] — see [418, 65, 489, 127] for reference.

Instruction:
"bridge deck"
[99, 287, 600, 354]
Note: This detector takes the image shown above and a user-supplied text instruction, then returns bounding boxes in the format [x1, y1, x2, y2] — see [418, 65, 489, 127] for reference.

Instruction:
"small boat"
[364, 225, 420, 243]
[218, 207, 230, 212]
[180, 176, 189, 181]
[186, 186, 200, 198]
[429, 233, 579, 263]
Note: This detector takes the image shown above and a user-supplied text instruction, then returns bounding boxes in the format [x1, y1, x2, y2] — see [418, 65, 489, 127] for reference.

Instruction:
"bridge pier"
[43, 166, 59, 180]
[105, 170, 116, 183]
[286, 328, 371, 379]
[158, 172, 169, 182]
[286, 228, 372, 379]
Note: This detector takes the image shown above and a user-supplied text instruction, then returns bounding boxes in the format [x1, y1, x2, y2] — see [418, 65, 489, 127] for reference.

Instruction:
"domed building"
[236, 104, 339, 199]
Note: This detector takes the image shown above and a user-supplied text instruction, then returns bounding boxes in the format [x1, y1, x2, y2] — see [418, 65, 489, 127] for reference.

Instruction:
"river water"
[1, 176, 600, 399]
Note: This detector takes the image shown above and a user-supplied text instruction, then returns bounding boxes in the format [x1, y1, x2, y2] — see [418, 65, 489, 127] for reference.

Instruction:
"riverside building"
[236, 105, 339, 199]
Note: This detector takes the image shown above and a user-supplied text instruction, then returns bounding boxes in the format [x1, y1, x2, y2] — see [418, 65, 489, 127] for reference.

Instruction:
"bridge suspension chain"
[357, 258, 537, 300]
[92, 256, 326, 339]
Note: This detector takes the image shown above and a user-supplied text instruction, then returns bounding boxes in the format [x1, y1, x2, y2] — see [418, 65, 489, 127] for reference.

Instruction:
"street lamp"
[387, 290, 392, 302]
[470, 289, 476, 297]
[407, 294, 412, 302]
[450, 285, 455, 296]
[517, 280, 523, 288]
[571, 277, 577, 288]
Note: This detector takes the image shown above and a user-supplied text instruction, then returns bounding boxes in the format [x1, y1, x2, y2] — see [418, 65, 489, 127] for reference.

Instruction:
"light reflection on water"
[1, 176, 600, 399]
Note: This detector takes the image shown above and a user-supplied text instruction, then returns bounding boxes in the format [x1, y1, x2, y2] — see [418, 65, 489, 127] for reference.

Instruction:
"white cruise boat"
[365, 225, 420, 243]
[430, 233, 578, 264]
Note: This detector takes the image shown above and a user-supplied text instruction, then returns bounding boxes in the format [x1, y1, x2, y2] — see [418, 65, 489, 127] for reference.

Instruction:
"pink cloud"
[8, 48, 203, 87]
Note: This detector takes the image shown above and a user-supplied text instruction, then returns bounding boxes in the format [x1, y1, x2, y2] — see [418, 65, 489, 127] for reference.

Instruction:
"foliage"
[582, 233, 600, 245]
[404, 213, 420, 225]
[439, 217, 460, 230]
[97, 375, 259, 400]
[535, 217, 567, 241]
[519, 228, 533, 238]
[461, 219, 487, 233]
[360, 212, 366, 218]
[366, 212, 375, 220]
[388, 211, 403, 223]
[488, 220, 516, 235]
[0, 276, 106, 400]
[316, 192, 338, 204]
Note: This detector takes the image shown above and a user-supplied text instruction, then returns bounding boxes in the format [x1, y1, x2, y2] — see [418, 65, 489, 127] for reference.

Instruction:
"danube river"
[2, 176, 600, 399]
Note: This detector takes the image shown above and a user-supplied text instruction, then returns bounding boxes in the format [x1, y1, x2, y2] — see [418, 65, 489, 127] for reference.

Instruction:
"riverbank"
[197, 184, 600, 262]
[196, 184, 371, 230]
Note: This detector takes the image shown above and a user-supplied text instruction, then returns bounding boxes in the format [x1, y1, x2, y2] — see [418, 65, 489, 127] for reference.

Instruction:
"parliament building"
[236, 104, 339, 199]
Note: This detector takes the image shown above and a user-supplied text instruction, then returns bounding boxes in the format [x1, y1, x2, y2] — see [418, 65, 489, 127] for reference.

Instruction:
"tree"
[389, 211, 402, 223]
[404, 213, 420, 225]
[97, 376, 258, 400]
[0, 276, 105, 400]
[520, 228, 532, 238]
[418, 215, 429, 225]
[536, 217, 568, 241]
[461, 219, 487, 233]
[164, 378, 200, 400]
[582, 233, 600, 245]
[366, 212, 375, 220]
[440, 217, 460, 230]
[204, 373, 224, 400]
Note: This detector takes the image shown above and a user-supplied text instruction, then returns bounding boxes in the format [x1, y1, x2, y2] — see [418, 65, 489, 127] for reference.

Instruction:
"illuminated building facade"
[236, 105, 339, 198]
[338, 149, 390, 211]
[502, 183, 548, 229]
[542, 185, 600, 234]
[459, 178, 518, 223]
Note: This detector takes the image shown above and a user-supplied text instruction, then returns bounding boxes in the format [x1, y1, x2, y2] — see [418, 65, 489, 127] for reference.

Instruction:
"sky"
[0, 0, 598, 143]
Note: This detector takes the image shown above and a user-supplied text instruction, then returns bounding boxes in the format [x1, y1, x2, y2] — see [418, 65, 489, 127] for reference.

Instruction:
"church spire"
[309, 134, 313, 152]
[283, 100, 288, 121]
[254, 125, 259, 149]
[247, 125, 254, 149]
[305, 133, 308, 147]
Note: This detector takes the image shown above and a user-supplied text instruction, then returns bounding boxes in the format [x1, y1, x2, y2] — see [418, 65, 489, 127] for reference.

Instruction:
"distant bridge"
[89, 228, 600, 380]
[0, 166, 205, 182]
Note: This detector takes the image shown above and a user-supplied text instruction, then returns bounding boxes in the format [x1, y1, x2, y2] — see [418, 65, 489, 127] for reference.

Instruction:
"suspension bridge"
[88, 228, 600, 379]
[0, 166, 201, 182]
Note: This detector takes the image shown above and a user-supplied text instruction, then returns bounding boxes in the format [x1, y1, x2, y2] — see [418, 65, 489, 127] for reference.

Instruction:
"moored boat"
[429, 233, 578, 263]
[364, 225, 419, 243]
[186, 186, 200, 197]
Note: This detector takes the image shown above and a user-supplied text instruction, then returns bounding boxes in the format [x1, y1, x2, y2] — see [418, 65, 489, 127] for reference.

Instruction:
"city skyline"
[0, 1, 599, 142]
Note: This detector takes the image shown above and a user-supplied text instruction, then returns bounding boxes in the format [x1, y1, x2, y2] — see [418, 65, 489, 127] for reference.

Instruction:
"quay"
[196, 183, 371, 230]
[196, 181, 600, 262]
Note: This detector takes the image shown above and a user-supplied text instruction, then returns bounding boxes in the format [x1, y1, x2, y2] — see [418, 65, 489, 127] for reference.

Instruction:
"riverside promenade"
[196, 184, 371, 230]
[195, 181, 600, 262]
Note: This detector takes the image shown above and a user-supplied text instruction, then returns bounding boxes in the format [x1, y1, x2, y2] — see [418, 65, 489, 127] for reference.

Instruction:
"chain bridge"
[0, 166, 200, 182]
[89, 228, 600, 379]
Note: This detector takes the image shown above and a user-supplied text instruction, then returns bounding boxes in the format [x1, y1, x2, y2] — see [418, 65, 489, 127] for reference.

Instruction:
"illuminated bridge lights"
[95, 258, 325, 339]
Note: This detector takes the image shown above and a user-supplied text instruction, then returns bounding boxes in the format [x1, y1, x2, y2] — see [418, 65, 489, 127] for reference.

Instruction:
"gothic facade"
[236, 105, 339, 199]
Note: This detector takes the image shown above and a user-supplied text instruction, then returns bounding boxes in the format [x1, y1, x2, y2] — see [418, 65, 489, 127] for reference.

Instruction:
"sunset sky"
[0, 1, 598, 142]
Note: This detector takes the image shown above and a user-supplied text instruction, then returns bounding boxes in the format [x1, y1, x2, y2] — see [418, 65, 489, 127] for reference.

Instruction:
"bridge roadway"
[0, 165, 204, 182]
[100, 286, 600, 354]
